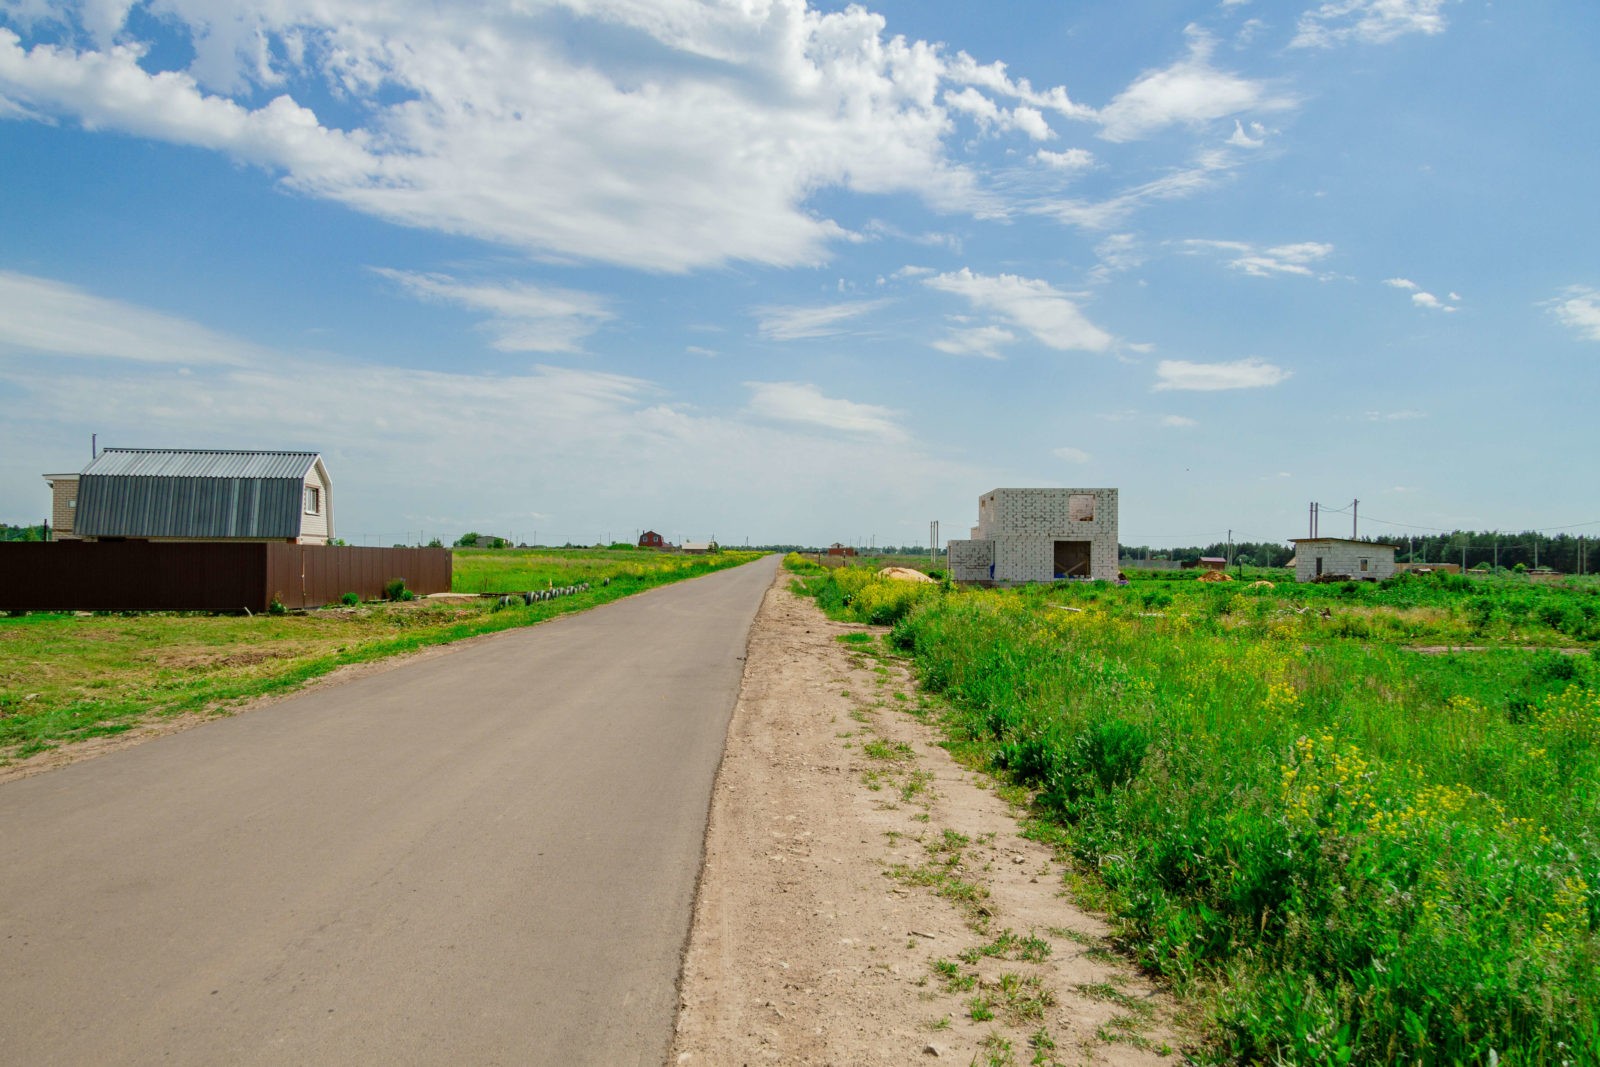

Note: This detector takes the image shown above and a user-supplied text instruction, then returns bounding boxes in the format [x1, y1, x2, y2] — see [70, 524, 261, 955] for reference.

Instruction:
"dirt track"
[674, 571, 1184, 1064]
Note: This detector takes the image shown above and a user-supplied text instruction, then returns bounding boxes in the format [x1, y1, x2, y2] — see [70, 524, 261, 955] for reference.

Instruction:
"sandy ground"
[673, 572, 1186, 1066]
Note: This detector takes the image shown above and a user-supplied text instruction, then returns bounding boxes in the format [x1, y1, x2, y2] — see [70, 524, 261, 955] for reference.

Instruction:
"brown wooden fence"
[0, 542, 452, 613]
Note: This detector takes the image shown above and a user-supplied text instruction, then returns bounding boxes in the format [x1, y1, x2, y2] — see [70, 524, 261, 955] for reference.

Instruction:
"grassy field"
[792, 559, 1600, 1063]
[0, 548, 762, 765]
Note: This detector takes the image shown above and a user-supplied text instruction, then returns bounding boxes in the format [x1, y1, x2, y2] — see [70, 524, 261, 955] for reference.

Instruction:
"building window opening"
[1360, 558, 1369, 572]
[1068, 494, 1095, 522]
[304, 486, 321, 515]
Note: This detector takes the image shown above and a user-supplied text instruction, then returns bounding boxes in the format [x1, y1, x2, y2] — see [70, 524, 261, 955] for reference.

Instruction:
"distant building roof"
[1199, 556, 1227, 563]
[1288, 537, 1399, 549]
[75, 448, 327, 540]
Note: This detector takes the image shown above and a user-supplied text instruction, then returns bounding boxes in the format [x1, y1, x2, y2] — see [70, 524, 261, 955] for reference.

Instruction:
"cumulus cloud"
[372, 269, 611, 353]
[755, 300, 890, 341]
[923, 268, 1113, 352]
[1292, 0, 1453, 48]
[1183, 239, 1334, 278]
[1096, 27, 1293, 142]
[0, 3, 1040, 272]
[1053, 446, 1091, 464]
[1385, 277, 1458, 312]
[0, 269, 262, 364]
[1545, 286, 1600, 342]
[1153, 357, 1290, 391]
[743, 381, 906, 442]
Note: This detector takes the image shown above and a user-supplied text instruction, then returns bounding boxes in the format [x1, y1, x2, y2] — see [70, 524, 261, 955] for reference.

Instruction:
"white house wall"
[1294, 540, 1397, 582]
[950, 488, 1120, 583]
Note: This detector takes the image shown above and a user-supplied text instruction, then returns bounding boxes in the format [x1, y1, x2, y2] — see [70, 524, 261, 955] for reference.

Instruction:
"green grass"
[799, 565, 1600, 1064]
[0, 548, 763, 763]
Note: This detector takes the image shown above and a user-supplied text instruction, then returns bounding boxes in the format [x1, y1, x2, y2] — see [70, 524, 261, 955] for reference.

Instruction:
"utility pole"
[1494, 538, 1499, 572]
[1352, 498, 1359, 540]
[929, 520, 940, 572]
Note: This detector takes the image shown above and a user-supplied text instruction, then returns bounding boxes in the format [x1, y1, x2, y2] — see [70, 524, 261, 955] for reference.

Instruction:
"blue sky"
[1, 0, 1596, 549]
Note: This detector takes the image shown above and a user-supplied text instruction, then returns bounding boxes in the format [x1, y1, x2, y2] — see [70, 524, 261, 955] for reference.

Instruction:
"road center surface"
[0, 554, 778, 1067]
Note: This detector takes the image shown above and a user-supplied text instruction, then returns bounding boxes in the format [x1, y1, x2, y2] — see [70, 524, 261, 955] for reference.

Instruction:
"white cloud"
[744, 381, 906, 442]
[1096, 27, 1294, 142]
[923, 268, 1114, 352]
[1034, 147, 1095, 172]
[1053, 446, 1091, 464]
[372, 269, 611, 353]
[1411, 291, 1457, 312]
[932, 325, 1016, 360]
[1384, 277, 1419, 290]
[1183, 239, 1333, 278]
[942, 87, 1054, 141]
[0, 4, 1047, 272]
[1226, 119, 1265, 148]
[1154, 357, 1290, 391]
[1363, 409, 1428, 421]
[1161, 414, 1199, 428]
[0, 269, 261, 364]
[755, 300, 889, 341]
[1035, 146, 1243, 230]
[1292, 0, 1452, 48]
[1091, 233, 1144, 280]
[1546, 286, 1600, 342]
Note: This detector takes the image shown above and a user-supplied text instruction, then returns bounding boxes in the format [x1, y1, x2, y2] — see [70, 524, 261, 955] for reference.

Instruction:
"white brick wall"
[956, 488, 1119, 582]
[1294, 540, 1397, 582]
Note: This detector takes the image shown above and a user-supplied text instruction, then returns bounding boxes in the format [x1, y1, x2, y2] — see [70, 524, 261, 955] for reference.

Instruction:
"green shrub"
[383, 578, 413, 602]
[340, 592, 360, 606]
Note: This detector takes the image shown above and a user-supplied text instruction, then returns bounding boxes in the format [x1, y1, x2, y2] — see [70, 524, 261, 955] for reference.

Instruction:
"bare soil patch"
[674, 572, 1186, 1065]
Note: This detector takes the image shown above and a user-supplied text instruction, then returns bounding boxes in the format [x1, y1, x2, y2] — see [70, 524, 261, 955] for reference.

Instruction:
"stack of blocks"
[947, 487, 1120, 584]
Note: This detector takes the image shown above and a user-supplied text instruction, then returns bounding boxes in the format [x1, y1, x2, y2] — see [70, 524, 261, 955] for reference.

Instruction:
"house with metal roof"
[43, 448, 334, 544]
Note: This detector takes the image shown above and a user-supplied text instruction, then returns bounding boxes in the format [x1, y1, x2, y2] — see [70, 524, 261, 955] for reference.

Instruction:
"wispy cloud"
[1544, 286, 1600, 341]
[1292, 0, 1453, 49]
[1096, 27, 1294, 142]
[1183, 239, 1335, 278]
[0, 270, 258, 365]
[755, 300, 889, 341]
[1154, 357, 1290, 391]
[373, 269, 611, 353]
[1161, 414, 1199, 428]
[744, 381, 906, 442]
[923, 268, 1114, 352]
[932, 325, 1017, 360]
[1053, 446, 1091, 463]
[1363, 409, 1428, 421]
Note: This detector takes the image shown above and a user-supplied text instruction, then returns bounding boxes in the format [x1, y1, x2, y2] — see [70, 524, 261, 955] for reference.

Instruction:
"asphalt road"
[0, 554, 779, 1066]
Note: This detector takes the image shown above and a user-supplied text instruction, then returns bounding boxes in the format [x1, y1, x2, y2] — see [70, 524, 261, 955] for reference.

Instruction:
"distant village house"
[638, 530, 665, 548]
[44, 448, 334, 545]
[1290, 537, 1397, 582]
[827, 543, 857, 557]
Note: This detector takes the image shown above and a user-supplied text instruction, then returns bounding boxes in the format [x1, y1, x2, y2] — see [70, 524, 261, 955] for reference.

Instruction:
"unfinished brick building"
[947, 487, 1120, 584]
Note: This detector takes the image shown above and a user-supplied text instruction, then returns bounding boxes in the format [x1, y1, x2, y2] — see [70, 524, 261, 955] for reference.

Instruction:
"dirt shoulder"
[673, 571, 1187, 1065]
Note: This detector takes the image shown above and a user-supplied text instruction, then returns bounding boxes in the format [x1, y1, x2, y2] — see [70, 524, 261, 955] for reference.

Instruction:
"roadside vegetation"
[0, 547, 761, 765]
[789, 559, 1600, 1064]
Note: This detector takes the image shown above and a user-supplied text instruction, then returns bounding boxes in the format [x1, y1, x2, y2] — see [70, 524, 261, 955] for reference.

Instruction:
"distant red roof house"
[639, 530, 665, 548]
[827, 543, 857, 557]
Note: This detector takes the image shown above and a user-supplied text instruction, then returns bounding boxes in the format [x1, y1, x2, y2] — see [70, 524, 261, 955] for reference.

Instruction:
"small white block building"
[948, 488, 1119, 584]
[1289, 537, 1397, 582]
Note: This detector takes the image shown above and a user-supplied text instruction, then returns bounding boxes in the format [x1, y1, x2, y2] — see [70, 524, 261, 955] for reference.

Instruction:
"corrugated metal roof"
[83, 448, 319, 479]
[74, 449, 326, 540]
